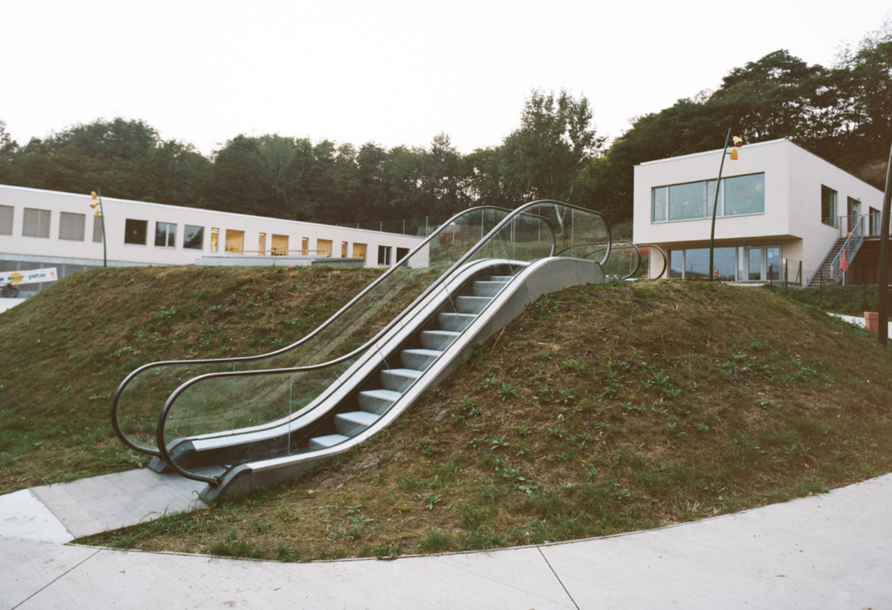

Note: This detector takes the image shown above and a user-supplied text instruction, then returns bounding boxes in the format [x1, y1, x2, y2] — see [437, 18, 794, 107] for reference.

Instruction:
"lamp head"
[732, 136, 743, 147]
[729, 147, 739, 161]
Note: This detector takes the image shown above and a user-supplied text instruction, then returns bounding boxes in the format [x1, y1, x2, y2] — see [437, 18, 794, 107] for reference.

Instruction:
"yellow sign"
[9, 273, 23, 284]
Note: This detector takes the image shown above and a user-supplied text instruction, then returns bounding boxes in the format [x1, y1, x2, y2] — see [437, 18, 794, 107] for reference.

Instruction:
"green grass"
[0, 265, 382, 494]
[76, 279, 892, 562]
[764, 283, 884, 317]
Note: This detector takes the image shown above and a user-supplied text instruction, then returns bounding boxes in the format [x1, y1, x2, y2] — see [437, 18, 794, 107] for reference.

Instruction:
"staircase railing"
[828, 215, 865, 284]
[152, 201, 610, 486]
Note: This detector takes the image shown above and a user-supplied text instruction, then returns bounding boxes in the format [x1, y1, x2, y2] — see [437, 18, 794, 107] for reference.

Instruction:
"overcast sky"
[2, 0, 889, 156]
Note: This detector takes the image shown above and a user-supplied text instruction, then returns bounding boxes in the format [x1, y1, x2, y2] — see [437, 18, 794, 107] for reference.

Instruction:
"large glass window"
[653, 173, 765, 222]
[59, 212, 86, 241]
[668, 182, 707, 221]
[124, 219, 148, 245]
[92, 216, 103, 243]
[23, 208, 51, 238]
[210, 228, 219, 252]
[317, 239, 332, 257]
[183, 225, 203, 249]
[155, 222, 176, 248]
[668, 245, 779, 282]
[669, 249, 684, 279]
[0, 205, 13, 235]
[821, 185, 837, 227]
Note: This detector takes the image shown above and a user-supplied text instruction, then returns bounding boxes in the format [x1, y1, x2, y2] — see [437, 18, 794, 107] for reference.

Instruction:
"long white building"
[0, 184, 425, 295]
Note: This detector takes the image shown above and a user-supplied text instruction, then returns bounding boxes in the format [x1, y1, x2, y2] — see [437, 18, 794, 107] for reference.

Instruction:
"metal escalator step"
[456, 295, 491, 314]
[421, 330, 460, 351]
[473, 280, 507, 297]
[439, 312, 476, 332]
[309, 434, 349, 450]
[359, 388, 403, 413]
[380, 369, 422, 393]
[401, 348, 442, 371]
[336, 411, 380, 437]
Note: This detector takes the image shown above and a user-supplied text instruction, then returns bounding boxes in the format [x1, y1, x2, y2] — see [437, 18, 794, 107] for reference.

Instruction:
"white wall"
[0, 184, 425, 269]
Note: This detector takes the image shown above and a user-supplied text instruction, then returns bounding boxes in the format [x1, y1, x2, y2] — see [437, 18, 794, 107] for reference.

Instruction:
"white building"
[633, 139, 885, 285]
[0, 184, 425, 295]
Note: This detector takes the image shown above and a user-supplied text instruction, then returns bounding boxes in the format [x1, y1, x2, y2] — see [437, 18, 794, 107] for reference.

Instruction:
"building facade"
[633, 139, 885, 285]
[0, 184, 425, 295]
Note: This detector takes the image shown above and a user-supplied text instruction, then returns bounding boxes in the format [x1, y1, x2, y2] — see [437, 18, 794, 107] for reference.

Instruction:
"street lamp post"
[90, 190, 107, 268]
[877, 141, 892, 346]
[709, 129, 742, 282]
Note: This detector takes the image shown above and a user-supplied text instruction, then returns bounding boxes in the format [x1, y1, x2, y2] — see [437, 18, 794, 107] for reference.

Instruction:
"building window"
[225, 229, 244, 252]
[22, 208, 51, 238]
[821, 186, 837, 227]
[183, 225, 203, 250]
[378, 245, 392, 266]
[341, 241, 348, 257]
[124, 219, 148, 245]
[0, 205, 13, 235]
[669, 245, 780, 281]
[258, 232, 266, 255]
[652, 187, 668, 222]
[92, 216, 103, 243]
[210, 228, 219, 252]
[317, 239, 332, 257]
[653, 173, 764, 223]
[301, 237, 309, 254]
[271, 234, 288, 255]
[396, 247, 409, 263]
[155, 222, 177, 248]
[59, 212, 86, 241]
[352, 243, 367, 260]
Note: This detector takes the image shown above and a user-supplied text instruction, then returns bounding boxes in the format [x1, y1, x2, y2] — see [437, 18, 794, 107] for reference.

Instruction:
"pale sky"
[2, 0, 889, 156]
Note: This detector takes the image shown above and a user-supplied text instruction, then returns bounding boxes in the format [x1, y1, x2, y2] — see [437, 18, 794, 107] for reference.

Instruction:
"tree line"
[1, 22, 889, 227]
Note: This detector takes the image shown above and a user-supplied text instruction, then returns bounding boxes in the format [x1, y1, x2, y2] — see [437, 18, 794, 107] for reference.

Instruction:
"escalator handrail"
[111, 205, 515, 455]
[154, 200, 609, 484]
[635, 243, 668, 279]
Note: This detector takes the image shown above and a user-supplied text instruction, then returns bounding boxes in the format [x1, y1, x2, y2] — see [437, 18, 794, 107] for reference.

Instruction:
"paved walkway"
[0, 297, 26, 314]
[2, 469, 890, 609]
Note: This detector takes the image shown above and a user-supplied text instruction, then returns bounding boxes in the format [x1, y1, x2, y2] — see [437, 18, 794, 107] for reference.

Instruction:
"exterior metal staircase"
[808, 238, 846, 287]
[808, 216, 867, 287]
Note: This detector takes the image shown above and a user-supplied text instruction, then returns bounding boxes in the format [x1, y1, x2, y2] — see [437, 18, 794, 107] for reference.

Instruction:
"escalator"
[112, 201, 612, 499]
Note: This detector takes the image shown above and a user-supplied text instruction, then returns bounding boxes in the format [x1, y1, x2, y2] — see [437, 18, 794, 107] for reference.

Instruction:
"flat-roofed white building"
[0, 184, 426, 295]
[633, 139, 885, 285]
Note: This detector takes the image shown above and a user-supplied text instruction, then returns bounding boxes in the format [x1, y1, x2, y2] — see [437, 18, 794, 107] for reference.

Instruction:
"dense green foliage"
[1, 22, 889, 225]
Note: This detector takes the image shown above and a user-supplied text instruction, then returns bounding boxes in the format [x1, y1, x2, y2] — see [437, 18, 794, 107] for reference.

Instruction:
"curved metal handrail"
[155, 200, 608, 485]
[636, 244, 668, 279]
[111, 205, 515, 456]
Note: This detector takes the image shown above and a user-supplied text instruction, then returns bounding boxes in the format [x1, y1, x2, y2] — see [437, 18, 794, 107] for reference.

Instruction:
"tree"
[498, 89, 605, 206]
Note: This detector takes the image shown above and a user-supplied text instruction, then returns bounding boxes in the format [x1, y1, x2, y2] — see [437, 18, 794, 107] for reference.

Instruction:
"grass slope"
[79, 280, 892, 561]
[0, 265, 382, 494]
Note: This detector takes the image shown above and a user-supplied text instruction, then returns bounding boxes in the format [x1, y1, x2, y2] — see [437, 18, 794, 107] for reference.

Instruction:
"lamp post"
[90, 190, 107, 268]
[877, 141, 892, 346]
[708, 129, 742, 281]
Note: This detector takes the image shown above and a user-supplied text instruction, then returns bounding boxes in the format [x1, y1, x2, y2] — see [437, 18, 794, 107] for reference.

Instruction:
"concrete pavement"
[2, 471, 890, 609]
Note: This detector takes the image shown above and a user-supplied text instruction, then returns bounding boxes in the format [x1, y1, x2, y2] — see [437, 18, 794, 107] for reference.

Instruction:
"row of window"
[0, 206, 105, 242]
[2, 205, 410, 266]
[652, 173, 766, 223]
[668, 245, 782, 282]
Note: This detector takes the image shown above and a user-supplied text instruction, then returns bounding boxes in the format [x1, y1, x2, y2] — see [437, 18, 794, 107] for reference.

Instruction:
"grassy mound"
[81, 280, 892, 561]
[0, 265, 382, 493]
